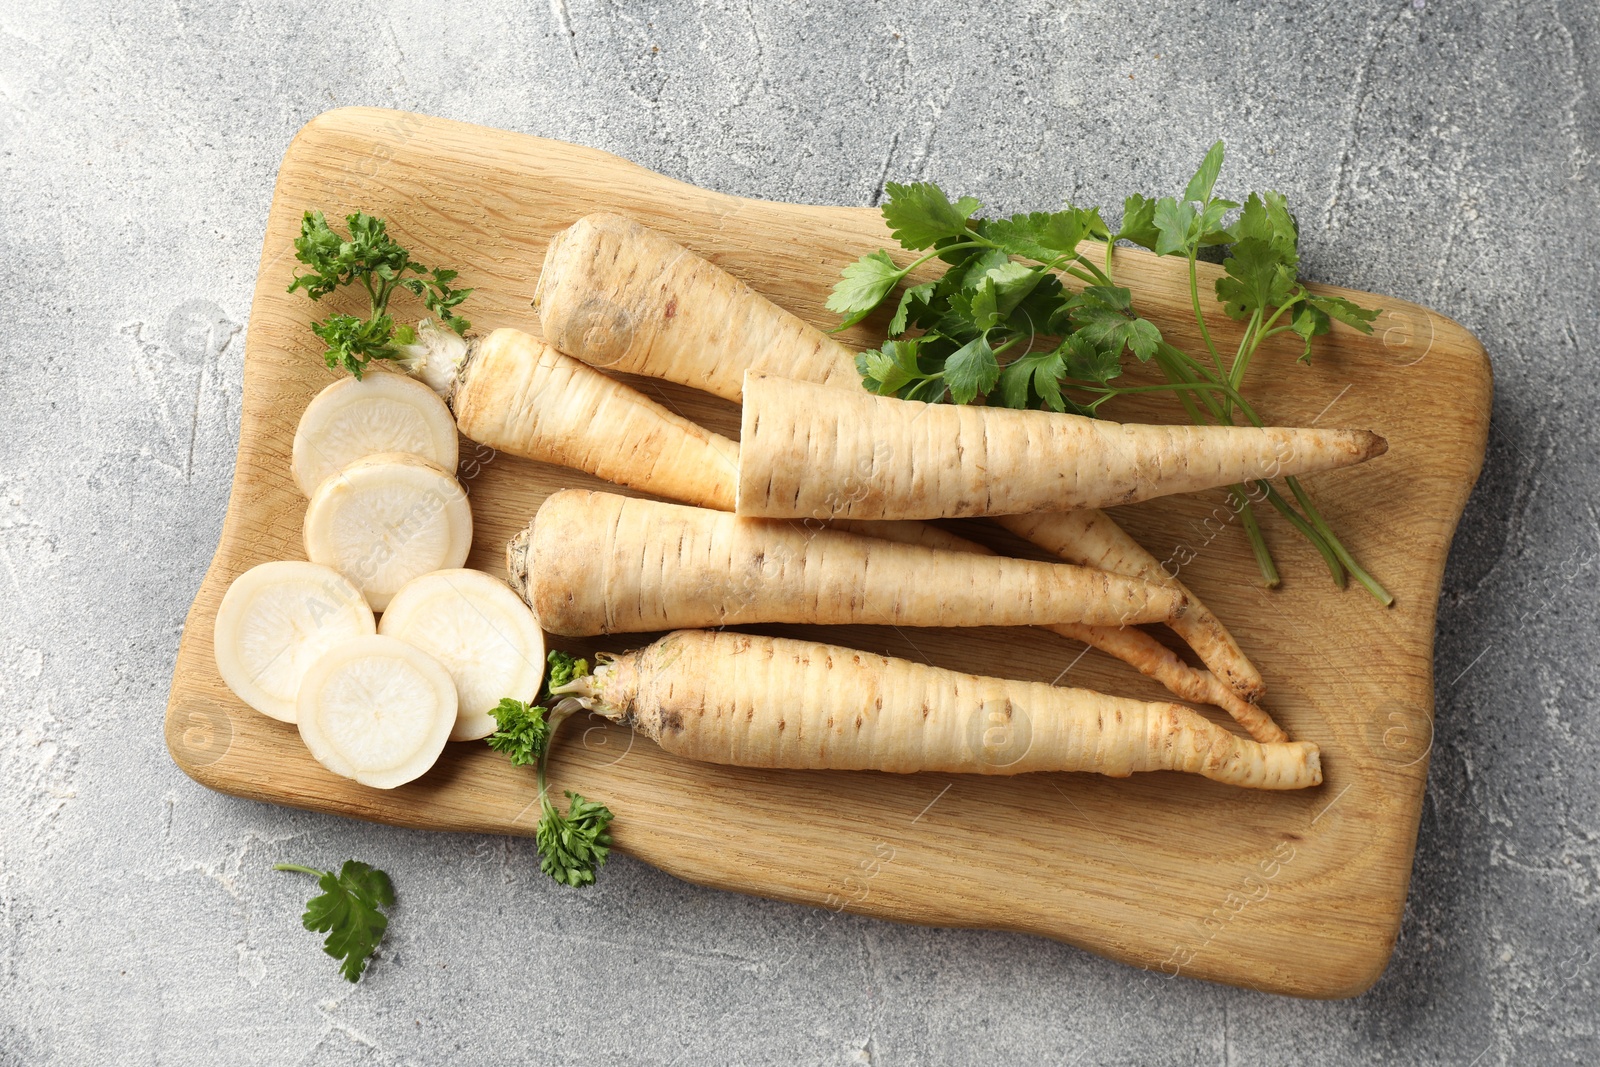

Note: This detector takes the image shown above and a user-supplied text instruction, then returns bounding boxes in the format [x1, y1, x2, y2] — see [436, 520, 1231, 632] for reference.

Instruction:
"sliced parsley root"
[273, 860, 394, 983]
[563, 630, 1321, 790]
[487, 651, 615, 888]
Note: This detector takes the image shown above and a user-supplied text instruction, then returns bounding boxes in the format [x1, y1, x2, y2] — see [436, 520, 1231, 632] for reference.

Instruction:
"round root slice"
[296, 635, 458, 789]
[213, 561, 376, 723]
[303, 453, 474, 611]
[378, 569, 547, 741]
[291, 370, 460, 498]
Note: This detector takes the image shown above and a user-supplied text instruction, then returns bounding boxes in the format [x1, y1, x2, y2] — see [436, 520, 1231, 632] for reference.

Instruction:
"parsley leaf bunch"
[830, 142, 1391, 604]
[288, 210, 472, 378]
[273, 859, 395, 983]
[487, 650, 615, 888]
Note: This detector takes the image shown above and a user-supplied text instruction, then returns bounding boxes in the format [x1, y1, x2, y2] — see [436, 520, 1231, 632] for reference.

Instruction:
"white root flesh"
[302, 452, 474, 611]
[291, 369, 460, 498]
[212, 561, 376, 723]
[378, 569, 547, 741]
[296, 635, 458, 789]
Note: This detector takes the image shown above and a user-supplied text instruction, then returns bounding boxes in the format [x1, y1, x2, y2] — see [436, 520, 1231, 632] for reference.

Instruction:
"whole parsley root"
[564, 630, 1321, 790]
[838, 510, 1284, 742]
[512, 489, 1187, 636]
[486, 651, 615, 888]
[521, 213, 1284, 699]
[734, 373, 1386, 521]
[274, 860, 395, 982]
[422, 313, 1266, 718]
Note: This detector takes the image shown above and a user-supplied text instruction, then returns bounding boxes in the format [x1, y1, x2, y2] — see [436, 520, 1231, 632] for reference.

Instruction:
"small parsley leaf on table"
[273, 860, 395, 983]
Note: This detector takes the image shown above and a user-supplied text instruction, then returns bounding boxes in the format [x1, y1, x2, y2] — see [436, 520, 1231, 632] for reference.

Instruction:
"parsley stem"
[1186, 250, 1228, 381]
[916, 239, 987, 275]
[1261, 483, 1346, 586]
[1286, 476, 1393, 605]
[273, 864, 325, 877]
[1151, 347, 1208, 424]
[534, 703, 580, 817]
[1070, 252, 1116, 288]
[1231, 487, 1280, 588]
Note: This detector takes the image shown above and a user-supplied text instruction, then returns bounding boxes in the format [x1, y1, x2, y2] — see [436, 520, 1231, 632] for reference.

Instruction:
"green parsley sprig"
[487, 651, 615, 888]
[273, 859, 394, 983]
[829, 142, 1391, 604]
[288, 210, 471, 378]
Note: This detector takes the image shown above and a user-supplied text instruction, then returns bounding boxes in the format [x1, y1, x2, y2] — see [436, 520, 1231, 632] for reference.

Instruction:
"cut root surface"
[212, 561, 376, 722]
[379, 569, 547, 741]
[302, 453, 473, 611]
[291, 370, 459, 498]
[296, 635, 457, 789]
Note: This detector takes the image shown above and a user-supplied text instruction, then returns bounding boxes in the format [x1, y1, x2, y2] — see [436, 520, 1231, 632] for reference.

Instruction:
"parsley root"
[845, 511, 1285, 742]
[301, 453, 473, 611]
[213, 561, 376, 723]
[562, 630, 1321, 790]
[385, 325, 1260, 725]
[377, 569, 547, 741]
[736, 373, 1387, 521]
[997, 510, 1267, 703]
[535, 212, 862, 398]
[425, 327, 741, 511]
[295, 635, 457, 789]
[509, 488, 1187, 635]
[291, 370, 459, 498]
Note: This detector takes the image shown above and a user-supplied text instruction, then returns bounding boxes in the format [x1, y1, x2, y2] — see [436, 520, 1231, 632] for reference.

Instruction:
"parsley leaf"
[981, 209, 1090, 262]
[288, 210, 472, 378]
[887, 281, 936, 336]
[944, 334, 1000, 404]
[881, 182, 982, 249]
[1306, 294, 1380, 332]
[537, 791, 614, 888]
[486, 697, 551, 767]
[485, 651, 613, 888]
[826, 249, 905, 329]
[1116, 193, 1162, 251]
[1215, 237, 1298, 320]
[1183, 140, 1226, 203]
[274, 860, 394, 983]
[859, 339, 930, 395]
[997, 345, 1068, 411]
[1151, 197, 1197, 256]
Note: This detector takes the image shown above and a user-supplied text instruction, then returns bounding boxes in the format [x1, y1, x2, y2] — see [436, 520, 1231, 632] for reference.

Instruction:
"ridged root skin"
[590, 631, 1321, 790]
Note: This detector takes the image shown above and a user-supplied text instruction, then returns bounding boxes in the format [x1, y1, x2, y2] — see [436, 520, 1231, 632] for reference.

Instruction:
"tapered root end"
[1357, 430, 1389, 461]
[505, 527, 533, 604]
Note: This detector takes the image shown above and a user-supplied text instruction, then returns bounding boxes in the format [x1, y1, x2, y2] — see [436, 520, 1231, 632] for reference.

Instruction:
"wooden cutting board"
[164, 107, 1491, 998]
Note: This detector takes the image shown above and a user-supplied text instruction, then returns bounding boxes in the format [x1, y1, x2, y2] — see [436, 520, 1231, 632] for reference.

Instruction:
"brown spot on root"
[664, 296, 678, 319]
[777, 719, 786, 733]
[659, 711, 685, 734]
[854, 715, 864, 730]
[921, 702, 930, 719]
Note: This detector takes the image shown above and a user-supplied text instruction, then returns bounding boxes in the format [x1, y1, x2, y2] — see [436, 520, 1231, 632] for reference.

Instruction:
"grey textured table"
[2, 2, 1596, 1063]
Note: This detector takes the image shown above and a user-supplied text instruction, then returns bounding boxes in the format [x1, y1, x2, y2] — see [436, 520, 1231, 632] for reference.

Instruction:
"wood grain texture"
[163, 107, 1491, 998]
